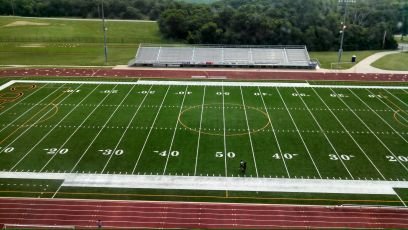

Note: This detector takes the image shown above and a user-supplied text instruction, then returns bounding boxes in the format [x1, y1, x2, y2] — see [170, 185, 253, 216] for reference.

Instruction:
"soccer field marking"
[0, 88, 69, 145]
[293, 87, 355, 179]
[383, 89, 408, 119]
[330, 88, 408, 173]
[311, 88, 387, 180]
[10, 84, 94, 171]
[0, 84, 53, 136]
[16, 102, 406, 113]
[0, 84, 43, 118]
[101, 85, 154, 174]
[0, 84, 69, 155]
[258, 87, 290, 178]
[357, 89, 408, 143]
[1, 122, 406, 137]
[163, 86, 189, 175]
[239, 86, 259, 178]
[276, 87, 322, 179]
[194, 86, 206, 176]
[222, 85, 228, 177]
[68, 85, 120, 173]
[33, 84, 101, 172]
[178, 103, 270, 137]
[132, 86, 171, 174]
[68, 85, 136, 173]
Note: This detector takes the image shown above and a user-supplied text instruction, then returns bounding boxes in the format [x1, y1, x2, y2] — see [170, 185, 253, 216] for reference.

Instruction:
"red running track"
[0, 68, 408, 81]
[0, 198, 408, 229]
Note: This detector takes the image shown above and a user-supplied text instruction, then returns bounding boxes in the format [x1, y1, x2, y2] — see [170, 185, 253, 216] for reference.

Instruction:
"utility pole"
[101, 0, 108, 64]
[10, 0, 15, 16]
[338, 0, 356, 64]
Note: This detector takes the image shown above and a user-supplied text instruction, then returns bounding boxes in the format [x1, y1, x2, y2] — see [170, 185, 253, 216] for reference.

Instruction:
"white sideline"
[0, 172, 407, 195]
[0, 80, 407, 90]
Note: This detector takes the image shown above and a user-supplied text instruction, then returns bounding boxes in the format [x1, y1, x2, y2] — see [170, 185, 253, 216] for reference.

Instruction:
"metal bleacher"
[129, 44, 316, 69]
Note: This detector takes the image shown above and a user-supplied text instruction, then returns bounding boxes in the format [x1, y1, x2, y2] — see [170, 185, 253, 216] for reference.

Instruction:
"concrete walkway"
[1, 172, 408, 195]
[345, 50, 406, 74]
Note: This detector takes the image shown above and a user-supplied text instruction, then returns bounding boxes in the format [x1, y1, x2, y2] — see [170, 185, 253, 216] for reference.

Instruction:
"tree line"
[158, 0, 408, 50]
[1, 0, 407, 51]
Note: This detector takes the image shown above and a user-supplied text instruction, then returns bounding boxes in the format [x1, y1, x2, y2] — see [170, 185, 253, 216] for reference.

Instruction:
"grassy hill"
[0, 16, 167, 66]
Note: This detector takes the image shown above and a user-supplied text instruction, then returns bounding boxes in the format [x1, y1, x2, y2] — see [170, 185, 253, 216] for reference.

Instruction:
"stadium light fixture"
[338, 0, 356, 64]
[101, 0, 108, 64]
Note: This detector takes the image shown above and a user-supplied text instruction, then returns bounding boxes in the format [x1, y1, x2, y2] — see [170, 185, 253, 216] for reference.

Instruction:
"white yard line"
[395, 192, 408, 207]
[357, 89, 408, 143]
[4, 79, 408, 89]
[52, 183, 64, 199]
[330, 88, 408, 173]
[0, 84, 47, 117]
[239, 86, 259, 178]
[257, 87, 290, 178]
[101, 85, 154, 174]
[194, 86, 206, 176]
[222, 85, 228, 177]
[69, 85, 136, 173]
[10, 84, 91, 171]
[276, 87, 322, 179]
[0, 84, 72, 156]
[0, 84, 59, 137]
[0, 81, 16, 91]
[132, 86, 171, 174]
[34, 85, 101, 171]
[68, 85, 120, 173]
[293, 87, 354, 179]
[1, 172, 407, 195]
[311, 88, 386, 180]
[163, 86, 189, 175]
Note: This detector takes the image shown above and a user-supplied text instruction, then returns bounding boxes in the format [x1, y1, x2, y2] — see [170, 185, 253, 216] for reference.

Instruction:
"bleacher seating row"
[129, 44, 315, 69]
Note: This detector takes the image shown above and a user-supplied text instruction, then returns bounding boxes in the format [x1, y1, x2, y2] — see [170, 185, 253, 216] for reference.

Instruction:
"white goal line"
[0, 80, 407, 90]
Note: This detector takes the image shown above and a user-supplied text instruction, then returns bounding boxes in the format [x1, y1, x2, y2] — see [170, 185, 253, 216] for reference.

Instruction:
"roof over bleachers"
[128, 44, 316, 69]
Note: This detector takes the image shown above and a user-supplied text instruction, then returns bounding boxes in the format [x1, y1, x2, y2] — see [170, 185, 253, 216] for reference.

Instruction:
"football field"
[0, 79, 407, 184]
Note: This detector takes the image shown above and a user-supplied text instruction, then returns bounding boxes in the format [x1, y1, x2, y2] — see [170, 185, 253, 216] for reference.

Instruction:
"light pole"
[338, 0, 356, 64]
[10, 0, 15, 16]
[101, 0, 108, 64]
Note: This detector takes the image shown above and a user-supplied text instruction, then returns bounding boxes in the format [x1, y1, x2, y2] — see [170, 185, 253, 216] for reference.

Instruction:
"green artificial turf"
[0, 79, 407, 206]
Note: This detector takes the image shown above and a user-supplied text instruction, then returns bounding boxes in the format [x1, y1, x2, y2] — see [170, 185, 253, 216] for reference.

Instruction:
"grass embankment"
[309, 50, 378, 69]
[371, 52, 408, 71]
[0, 16, 167, 66]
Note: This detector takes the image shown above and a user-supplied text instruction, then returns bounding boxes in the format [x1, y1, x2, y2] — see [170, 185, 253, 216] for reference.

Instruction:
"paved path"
[1, 172, 408, 195]
[318, 49, 408, 74]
